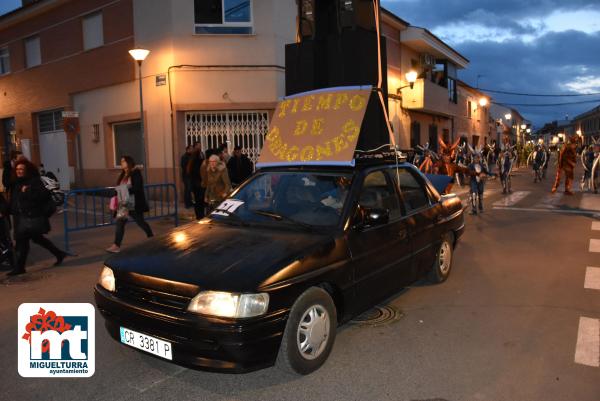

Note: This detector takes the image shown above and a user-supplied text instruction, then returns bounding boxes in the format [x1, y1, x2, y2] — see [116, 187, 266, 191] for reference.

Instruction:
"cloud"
[381, 0, 600, 126]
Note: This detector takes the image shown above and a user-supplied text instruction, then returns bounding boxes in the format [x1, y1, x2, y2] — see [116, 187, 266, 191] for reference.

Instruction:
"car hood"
[106, 221, 334, 293]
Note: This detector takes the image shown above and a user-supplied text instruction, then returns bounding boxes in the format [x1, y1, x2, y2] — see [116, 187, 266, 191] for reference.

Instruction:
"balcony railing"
[400, 78, 456, 117]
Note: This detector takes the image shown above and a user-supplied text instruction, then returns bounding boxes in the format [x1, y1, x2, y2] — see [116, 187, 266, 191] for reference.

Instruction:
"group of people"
[1, 150, 68, 276]
[180, 143, 254, 219]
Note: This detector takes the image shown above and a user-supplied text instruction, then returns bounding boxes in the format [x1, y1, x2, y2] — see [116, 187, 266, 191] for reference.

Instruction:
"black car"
[95, 159, 464, 375]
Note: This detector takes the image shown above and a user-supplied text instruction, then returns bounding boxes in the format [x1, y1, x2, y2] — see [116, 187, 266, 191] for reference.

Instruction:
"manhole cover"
[1, 272, 53, 285]
[350, 305, 403, 327]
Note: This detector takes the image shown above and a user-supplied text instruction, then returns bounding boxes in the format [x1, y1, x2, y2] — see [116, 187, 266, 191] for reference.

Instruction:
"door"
[346, 169, 413, 314]
[38, 110, 70, 190]
[394, 168, 443, 276]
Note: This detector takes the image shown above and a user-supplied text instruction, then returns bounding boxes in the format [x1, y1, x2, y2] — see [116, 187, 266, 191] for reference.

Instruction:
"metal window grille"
[185, 110, 270, 164]
[38, 110, 64, 134]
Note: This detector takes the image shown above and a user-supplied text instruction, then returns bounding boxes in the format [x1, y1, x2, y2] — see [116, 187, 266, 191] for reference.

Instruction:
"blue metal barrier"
[63, 183, 179, 252]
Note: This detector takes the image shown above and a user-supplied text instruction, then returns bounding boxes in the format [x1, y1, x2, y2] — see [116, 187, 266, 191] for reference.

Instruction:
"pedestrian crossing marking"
[590, 239, 600, 253]
[575, 317, 600, 367]
[537, 193, 563, 209]
[580, 194, 600, 211]
[592, 221, 600, 231]
[584, 267, 600, 290]
[492, 191, 530, 207]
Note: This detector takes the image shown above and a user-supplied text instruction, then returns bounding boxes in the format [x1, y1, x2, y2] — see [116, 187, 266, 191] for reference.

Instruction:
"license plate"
[120, 327, 173, 360]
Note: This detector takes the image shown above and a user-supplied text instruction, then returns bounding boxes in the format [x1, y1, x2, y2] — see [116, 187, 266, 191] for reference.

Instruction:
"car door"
[392, 167, 444, 277]
[346, 169, 413, 314]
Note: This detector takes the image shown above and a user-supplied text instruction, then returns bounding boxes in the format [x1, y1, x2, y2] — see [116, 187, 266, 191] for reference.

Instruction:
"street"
[1, 165, 599, 401]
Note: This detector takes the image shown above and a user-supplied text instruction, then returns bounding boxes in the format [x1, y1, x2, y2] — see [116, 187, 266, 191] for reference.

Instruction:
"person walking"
[188, 142, 206, 219]
[227, 145, 253, 187]
[106, 156, 153, 253]
[0, 192, 16, 272]
[8, 160, 67, 276]
[181, 145, 194, 209]
[204, 154, 232, 211]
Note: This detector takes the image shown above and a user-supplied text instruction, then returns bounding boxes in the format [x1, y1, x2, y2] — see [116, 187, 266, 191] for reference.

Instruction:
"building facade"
[573, 105, 600, 145]
[0, 0, 135, 189]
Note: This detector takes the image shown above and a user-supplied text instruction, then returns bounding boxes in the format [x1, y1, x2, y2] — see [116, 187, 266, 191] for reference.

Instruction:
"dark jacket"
[2, 160, 12, 192]
[117, 169, 149, 214]
[227, 154, 253, 185]
[10, 176, 51, 239]
[187, 151, 204, 188]
[180, 152, 192, 179]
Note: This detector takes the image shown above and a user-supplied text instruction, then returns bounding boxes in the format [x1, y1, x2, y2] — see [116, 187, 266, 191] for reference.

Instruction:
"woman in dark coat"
[106, 156, 153, 253]
[8, 160, 66, 276]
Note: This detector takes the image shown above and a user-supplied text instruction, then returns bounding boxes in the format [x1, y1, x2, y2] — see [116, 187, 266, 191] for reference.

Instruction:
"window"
[0, 47, 9, 75]
[194, 0, 253, 34]
[113, 121, 144, 168]
[448, 78, 457, 103]
[393, 169, 430, 213]
[429, 124, 438, 152]
[25, 36, 41, 68]
[82, 12, 104, 50]
[467, 100, 472, 119]
[38, 110, 63, 133]
[410, 122, 421, 148]
[358, 171, 402, 220]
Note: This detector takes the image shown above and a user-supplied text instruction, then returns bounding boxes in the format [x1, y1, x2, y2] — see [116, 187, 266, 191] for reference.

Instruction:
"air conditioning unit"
[420, 53, 436, 69]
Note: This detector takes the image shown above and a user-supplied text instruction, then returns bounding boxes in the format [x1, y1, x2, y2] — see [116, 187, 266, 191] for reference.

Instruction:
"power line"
[492, 99, 600, 107]
[480, 88, 600, 97]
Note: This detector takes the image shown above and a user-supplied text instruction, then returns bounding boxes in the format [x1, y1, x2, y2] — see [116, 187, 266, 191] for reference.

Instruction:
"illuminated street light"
[405, 70, 418, 89]
[526, 128, 531, 133]
[505, 113, 512, 120]
[128, 48, 150, 181]
[520, 124, 527, 130]
[478, 97, 488, 107]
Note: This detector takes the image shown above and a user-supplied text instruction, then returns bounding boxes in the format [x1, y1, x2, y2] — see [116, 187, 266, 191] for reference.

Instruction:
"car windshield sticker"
[257, 87, 372, 167]
[212, 199, 245, 216]
[302, 177, 316, 187]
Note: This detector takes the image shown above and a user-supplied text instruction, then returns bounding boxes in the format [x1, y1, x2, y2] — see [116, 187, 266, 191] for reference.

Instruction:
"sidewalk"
[0, 212, 185, 284]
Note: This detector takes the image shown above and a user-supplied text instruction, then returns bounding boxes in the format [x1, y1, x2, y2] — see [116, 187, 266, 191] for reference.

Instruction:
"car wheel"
[428, 232, 454, 283]
[276, 287, 337, 375]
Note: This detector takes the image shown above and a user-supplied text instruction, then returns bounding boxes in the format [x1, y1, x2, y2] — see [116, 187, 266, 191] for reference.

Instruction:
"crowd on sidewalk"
[180, 142, 254, 220]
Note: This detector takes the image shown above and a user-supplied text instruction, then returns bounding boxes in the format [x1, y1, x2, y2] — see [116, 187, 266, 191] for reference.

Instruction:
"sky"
[2, 0, 599, 127]
[381, 0, 600, 127]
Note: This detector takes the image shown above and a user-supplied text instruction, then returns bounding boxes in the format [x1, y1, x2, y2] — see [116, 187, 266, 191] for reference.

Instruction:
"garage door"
[38, 110, 70, 190]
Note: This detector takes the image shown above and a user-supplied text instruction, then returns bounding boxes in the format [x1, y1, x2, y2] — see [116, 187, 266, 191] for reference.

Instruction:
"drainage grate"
[350, 305, 404, 327]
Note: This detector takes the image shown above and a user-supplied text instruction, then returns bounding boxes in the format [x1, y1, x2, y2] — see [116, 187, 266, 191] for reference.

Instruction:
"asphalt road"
[1, 164, 599, 401]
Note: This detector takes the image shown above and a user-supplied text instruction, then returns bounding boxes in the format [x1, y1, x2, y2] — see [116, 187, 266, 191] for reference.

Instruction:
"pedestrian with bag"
[204, 154, 232, 211]
[106, 156, 153, 253]
[8, 160, 66, 276]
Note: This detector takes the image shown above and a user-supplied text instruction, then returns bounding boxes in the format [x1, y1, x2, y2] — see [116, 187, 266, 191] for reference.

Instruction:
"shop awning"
[256, 86, 372, 168]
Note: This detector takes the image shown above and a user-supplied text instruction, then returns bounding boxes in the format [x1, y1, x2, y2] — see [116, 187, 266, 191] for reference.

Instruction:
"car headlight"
[187, 291, 269, 318]
[98, 266, 116, 292]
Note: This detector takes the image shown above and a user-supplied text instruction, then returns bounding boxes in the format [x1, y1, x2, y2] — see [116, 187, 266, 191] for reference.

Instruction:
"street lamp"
[520, 124, 527, 130]
[397, 70, 419, 93]
[504, 113, 512, 120]
[478, 97, 488, 107]
[128, 48, 150, 182]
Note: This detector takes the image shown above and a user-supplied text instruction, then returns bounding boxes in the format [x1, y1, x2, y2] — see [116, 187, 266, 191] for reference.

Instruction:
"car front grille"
[116, 284, 192, 311]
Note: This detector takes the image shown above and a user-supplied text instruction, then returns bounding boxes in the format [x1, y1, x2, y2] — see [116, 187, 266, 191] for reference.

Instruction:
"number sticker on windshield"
[212, 199, 245, 216]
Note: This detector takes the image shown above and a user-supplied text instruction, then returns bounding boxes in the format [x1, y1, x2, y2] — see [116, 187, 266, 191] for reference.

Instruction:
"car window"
[392, 168, 430, 213]
[358, 170, 402, 220]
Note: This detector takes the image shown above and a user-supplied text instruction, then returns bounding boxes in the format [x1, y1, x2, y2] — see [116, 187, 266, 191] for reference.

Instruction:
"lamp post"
[129, 48, 150, 182]
[397, 70, 418, 93]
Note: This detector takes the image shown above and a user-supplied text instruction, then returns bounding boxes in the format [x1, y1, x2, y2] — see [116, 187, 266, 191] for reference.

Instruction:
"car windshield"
[209, 172, 353, 228]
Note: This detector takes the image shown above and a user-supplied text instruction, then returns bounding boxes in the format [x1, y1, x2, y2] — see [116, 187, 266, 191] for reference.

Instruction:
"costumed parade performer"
[551, 135, 578, 195]
[497, 138, 516, 194]
[467, 147, 491, 215]
[531, 144, 547, 183]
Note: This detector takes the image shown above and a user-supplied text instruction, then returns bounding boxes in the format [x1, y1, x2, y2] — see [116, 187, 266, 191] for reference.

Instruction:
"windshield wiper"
[252, 209, 316, 231]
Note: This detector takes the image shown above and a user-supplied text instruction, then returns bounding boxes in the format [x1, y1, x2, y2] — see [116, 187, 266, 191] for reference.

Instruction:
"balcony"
[400, 78, 456, 117]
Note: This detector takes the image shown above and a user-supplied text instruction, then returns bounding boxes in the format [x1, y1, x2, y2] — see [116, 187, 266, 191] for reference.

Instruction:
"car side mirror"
[360, 208, 390, 228]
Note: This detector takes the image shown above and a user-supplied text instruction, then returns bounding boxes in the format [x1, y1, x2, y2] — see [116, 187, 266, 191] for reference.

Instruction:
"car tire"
[276, 287, 337, 375]
[428, 232, 454, 283]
